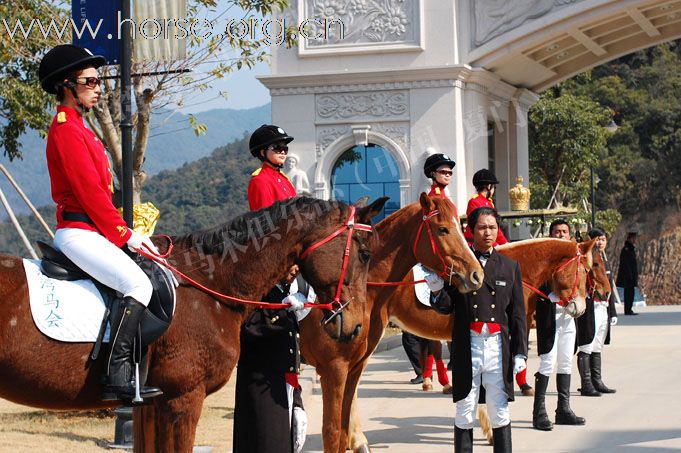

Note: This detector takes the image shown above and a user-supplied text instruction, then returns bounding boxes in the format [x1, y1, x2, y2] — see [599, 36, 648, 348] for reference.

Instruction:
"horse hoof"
[354, 444, 371, 453]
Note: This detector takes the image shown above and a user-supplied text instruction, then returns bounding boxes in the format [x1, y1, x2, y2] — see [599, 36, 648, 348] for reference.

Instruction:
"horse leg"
[135, 388, 206, 453]
[347, 388, 369, 452]
[319, 365, 349, 453]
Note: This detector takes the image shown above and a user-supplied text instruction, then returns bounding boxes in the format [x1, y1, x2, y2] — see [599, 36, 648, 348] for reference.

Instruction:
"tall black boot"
[577, 352, 601, 397]
[103, 297, 163, 402]
[454, 426, 473, 453]
[590, 352, 616, 393]
[532, 373, 553, 431]
[492, 424, 512, 453]
[555, 374, 585, 425]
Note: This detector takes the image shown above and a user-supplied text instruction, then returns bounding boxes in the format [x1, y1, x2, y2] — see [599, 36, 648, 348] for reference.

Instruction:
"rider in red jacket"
[39, 44, 160, 402]
[465, 169, 508, 245]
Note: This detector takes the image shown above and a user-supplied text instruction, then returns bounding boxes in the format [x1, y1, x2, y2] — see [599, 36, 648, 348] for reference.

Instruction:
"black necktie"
[474, 250, 491, 260]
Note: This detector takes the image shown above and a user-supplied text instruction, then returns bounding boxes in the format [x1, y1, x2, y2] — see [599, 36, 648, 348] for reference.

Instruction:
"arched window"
[331, 144, 400, 221]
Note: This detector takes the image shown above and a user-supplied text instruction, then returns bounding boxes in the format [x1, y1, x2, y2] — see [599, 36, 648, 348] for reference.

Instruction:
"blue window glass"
[331, 145, 400, 221]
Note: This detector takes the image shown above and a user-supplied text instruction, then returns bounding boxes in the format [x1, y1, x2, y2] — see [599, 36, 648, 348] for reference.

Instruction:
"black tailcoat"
[432, 251, 527, 402]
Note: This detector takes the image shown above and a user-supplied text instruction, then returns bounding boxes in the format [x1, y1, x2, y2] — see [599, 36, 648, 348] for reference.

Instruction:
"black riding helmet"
[39, 44, 106, 94]
[472, 168, 499, 187]
[423, 153, 456, 178]
[249, 124, 294, 160]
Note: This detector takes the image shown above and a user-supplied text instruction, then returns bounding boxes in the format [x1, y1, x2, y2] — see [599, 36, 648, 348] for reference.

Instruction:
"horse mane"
[172, 197, 347, 255]
[497, 237, 576, 254]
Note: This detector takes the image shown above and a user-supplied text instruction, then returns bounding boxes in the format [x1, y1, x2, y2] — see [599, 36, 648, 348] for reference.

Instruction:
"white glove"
[424, 272, 444, 292]
[127, 229, 159, 255]
[283, 292, 307, 312]
[610, 317, 618, 326]
[292, 406, 308, 453]
[513, 355, 527, 374]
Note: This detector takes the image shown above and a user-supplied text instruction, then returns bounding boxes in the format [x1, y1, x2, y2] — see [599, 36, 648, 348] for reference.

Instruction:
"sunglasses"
[436, 170, 453, 176]
[74, 77, 101, 89]
[267, 143, 289, 154]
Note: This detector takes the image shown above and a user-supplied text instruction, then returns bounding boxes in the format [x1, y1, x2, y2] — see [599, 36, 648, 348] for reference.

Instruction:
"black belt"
[62, 211, 94, 225]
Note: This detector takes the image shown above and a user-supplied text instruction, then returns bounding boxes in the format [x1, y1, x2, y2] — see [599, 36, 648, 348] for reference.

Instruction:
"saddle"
[36, 241, 175, 351]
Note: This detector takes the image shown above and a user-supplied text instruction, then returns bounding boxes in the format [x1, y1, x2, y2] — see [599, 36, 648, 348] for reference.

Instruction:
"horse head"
[415, 193, 483, 293]
[589, 249, 612, 303]
[298, 197, 387, 343]
[550, 239, 596, 317]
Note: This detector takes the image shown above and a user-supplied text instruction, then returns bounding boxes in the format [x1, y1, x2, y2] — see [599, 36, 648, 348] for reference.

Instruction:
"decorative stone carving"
[316, 91, 408, 121]
[472, 0, 583, 47]
[302, 0, 419, 47]
[284, 153, 312, 195]
[316, 125, 351, 156]
[372, 122, 409, 152]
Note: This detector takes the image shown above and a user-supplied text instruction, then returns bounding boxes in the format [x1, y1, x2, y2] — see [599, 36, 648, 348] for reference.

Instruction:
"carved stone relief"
[472, 0, 583, 47]
[316, 91, 409, 122]
[372, 122, 409, 152]
[316, 125, 351, 157]
[302, 0, 419, 47]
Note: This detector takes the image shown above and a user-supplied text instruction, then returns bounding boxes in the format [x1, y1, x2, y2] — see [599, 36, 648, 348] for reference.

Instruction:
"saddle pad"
[412, 263, 432, 307]
[24, 259, 109, 343]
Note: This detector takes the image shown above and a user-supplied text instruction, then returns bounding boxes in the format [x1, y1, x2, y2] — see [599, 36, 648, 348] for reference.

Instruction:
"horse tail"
[477, 404, 493, 445]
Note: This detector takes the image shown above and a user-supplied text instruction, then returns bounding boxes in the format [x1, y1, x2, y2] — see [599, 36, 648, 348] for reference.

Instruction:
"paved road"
[300, 305, 681, 452]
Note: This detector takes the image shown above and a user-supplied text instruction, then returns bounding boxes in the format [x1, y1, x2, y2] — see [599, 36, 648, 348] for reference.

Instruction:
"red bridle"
[522, 248, 584, 315]
[299, 205, 373, 323]
[368, 208, 450, 287]
[134, 206, 373, 313]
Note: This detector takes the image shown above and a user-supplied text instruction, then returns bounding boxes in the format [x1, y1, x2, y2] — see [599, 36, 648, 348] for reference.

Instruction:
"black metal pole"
[121, 0, 133, 227]
[590, 166, 596, 228]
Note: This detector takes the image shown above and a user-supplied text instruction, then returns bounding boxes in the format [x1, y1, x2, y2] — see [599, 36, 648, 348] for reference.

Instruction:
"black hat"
[39, 44, 106, 94]
[423, 153, 455, 178]
[588, 227, 606, 239]
[472, 169, 499, 187]
[249, 124, 294, 159]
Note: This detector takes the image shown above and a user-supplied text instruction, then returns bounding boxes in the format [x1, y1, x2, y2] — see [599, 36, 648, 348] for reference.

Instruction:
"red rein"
[135, 206, 373, 310]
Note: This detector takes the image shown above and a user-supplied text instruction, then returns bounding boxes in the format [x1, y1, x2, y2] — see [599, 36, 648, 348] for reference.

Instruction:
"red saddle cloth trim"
[285, 372, 300, 390]
[469, 322, 501, 334]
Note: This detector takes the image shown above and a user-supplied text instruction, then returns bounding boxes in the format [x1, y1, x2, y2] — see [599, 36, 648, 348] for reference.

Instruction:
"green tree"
[0, 0, 66, 159]
[528, 93, 612, 210]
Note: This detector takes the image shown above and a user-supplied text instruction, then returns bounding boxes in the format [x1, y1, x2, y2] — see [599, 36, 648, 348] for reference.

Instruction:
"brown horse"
[306, 237, 596, 452]
[0, 197, 384, 452]
[299, 194, 484, 453]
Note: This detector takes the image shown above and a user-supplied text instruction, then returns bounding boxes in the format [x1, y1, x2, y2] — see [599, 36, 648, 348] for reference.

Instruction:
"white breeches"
[578, 302, 609, 354]
[54, 228, 152, 305]
[455, 332, 510, 429]
[538, 306, 576, 376]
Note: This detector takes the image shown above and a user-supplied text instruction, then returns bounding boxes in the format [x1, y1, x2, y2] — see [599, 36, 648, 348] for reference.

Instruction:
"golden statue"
[509, 176, 531, 211]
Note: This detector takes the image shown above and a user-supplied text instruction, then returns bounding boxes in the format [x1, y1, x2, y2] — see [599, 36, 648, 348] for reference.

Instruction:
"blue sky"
[179, 61, 272, 113]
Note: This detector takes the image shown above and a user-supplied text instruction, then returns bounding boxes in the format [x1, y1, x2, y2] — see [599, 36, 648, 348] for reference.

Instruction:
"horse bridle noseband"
[299, 205, 373, 325]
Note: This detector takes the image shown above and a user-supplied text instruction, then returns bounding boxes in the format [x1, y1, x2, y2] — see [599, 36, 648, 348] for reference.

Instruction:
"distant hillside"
[0, 133, 257, 256]
[0, 104, 270, 216]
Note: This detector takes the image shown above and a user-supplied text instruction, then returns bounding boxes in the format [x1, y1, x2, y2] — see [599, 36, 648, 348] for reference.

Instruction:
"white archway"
[313, 128, 411, 207]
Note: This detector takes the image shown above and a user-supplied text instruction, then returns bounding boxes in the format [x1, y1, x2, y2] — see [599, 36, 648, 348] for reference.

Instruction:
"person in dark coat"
[576, 227, 617, 396]
[617, 232, 639, 315]
[428, 207, 527, 453]
[402, 331, 424, 384]
[532, 219, 587, 431]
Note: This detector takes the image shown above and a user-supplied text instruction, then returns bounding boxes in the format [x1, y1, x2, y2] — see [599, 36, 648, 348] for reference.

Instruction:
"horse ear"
[353, 196, 370, 209]
[356, 196, 389, 223]
[580, 238, 597, 268]
[419, 192, 435, 212]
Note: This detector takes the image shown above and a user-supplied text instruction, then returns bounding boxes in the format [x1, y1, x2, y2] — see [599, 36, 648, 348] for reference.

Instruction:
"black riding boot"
[454, 426, 473, 453]
[532, 373, 553, 431]
[103, 297, 163, 402]
[492, 424, 512, 453]
[577, 352, 601, 397]
[590, 352, 616, 393]
[555, 374, 585, 425]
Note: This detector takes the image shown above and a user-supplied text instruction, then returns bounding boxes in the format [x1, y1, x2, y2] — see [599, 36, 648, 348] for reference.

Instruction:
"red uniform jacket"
[427, 184, 447, 199]
[247, 164, 297, 212]
[464, 193, 508, 245]
[46, 106, 130, 247]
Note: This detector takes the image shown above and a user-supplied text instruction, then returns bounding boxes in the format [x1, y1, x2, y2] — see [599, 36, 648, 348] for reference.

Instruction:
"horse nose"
[470, 270, 482, 287]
